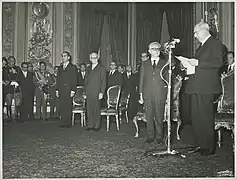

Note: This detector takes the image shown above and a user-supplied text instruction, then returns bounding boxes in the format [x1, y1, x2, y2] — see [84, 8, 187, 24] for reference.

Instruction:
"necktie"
[153, 60, 156, 69]
[63, 64, 66, 70]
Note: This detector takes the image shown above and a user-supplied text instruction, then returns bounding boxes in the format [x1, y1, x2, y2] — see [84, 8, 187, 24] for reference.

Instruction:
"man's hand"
[70, 91, 75, 97]
[83, 95, 87, 99]
[56, 90, 59, 97]
[188, 58, 199, 66]
[99, 93, 103, 100]
[138, 93, 144, 104]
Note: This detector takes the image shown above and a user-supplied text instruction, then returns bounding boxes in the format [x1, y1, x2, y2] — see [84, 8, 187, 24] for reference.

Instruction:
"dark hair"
[62, 51, 72, 62]
[2, 57, 8, 64]
[21, 62, 28, 68]
[8, 56, 16, 62]
[27, 62, 33, 66]
[227, 51, 234, 57]
[80, 63, 86, 67]
[39, 61, 46, 66]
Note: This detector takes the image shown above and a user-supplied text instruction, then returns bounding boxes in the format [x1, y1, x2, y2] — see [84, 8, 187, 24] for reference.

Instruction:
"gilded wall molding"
[63, 2, 73, 53]
[2, 3, 15, 57]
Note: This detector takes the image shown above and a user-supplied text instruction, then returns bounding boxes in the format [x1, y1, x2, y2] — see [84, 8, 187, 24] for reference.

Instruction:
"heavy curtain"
[165, 3, 194, 57]
[136, 3, 164, 61]
[108, 14, 128, 66]
[79, 9, 104, 63]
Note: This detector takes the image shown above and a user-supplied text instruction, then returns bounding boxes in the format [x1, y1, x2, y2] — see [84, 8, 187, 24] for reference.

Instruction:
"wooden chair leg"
[106, 116, 110, 131]
[176, 120, 182, 140]
[119, 110, 122, 124]
[125, 111, 129, 123]
[72, 113, 75, 126]
[83, 113, 86, 127]
[133, 117, 139, 137]
[217, 129, 221, 147]
[80, 113, 83, 127]
[116, 115, 119, 130]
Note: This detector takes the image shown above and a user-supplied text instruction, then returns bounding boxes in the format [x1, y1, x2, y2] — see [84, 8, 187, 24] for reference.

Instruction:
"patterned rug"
[2, 119, 234, 178]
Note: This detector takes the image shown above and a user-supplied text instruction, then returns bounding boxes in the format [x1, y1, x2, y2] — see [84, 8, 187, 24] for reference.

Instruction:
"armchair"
[72, 86, 86, 127]
[101, 85, 121, 131]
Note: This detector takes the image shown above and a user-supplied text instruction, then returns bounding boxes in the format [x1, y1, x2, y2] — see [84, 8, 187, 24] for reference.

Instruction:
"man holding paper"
[177, 21, 223, 156]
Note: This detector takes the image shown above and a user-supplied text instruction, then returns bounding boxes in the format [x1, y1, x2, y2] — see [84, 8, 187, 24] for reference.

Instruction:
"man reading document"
[177, 21, 223, 156]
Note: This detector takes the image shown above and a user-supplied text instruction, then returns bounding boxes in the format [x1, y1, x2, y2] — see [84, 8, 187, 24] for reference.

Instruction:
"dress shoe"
[145, 139, 154, 144]
[93, 128, 100, 132]
[199, 149, 215, 156]
[85, 127, 94, 131]
[187, 146, 201, 154]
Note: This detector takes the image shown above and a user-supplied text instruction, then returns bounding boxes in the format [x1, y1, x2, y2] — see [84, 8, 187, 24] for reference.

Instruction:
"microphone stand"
[144, 41, 186, 158]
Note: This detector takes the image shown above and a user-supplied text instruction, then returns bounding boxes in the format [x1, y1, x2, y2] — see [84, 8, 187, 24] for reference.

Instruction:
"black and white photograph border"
[1, 0, 236, 179]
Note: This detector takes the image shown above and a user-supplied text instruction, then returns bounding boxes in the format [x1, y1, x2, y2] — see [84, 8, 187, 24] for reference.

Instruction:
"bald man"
[182, 21, 223, 156]
[139, 42, 168, 144]
[84, 52, 106, 131]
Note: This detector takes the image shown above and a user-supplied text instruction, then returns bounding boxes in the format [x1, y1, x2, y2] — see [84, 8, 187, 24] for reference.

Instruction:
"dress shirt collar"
[22, 70, 27, 77]
[63, 61, 70, 68]
[92, 63, 98, 70]
[201, 34, 211, 46]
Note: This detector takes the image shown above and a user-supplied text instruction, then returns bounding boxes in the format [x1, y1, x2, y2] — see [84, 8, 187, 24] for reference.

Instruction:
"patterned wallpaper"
[2, 3, 15, 57]
[63, 2, 73, 54]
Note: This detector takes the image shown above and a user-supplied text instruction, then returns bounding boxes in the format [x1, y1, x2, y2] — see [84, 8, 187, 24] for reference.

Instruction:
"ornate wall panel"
[63, 2, 73, 54]
[2, 3, 15, 57]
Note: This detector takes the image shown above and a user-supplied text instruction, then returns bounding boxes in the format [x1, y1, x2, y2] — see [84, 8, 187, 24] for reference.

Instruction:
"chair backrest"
[119, 91, 130, 108]
[107, 85, 121, 109]
[217, 70, 234, 113]
[73, 86, 85, 106]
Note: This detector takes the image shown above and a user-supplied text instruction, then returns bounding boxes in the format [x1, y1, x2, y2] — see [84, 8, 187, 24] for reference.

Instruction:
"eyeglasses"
[194, 29, 201, 34]
[150, 48, 160, 51]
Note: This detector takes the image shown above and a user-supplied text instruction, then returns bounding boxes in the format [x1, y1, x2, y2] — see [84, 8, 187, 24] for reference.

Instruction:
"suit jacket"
[18, 71, 34, 95]
[84, 64, 106, 98]
[77, 70, 86, 86]
[139, 58, 168, 100]
[56, 62, 77, 93]
[184, 36, 223, 94]
[107, 70, 122, 88]
[122, 72, 137, 94]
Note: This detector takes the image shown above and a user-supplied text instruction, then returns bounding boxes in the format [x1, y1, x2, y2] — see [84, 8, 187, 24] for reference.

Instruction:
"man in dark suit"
[77, 63, 86, 86]
[181, 21, 223, 156]
[56, 51, 77, 128]
[84, 52, 106, 131]
[221, 51, 235, 74]
[139, 42, 168, 144]
[122, 65, 139, 120]
[18, 62, 34, 122]
[107, 61, 123, 88]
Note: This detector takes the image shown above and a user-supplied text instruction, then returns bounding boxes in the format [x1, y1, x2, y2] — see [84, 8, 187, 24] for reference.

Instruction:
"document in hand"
[175, 56, 196, 75]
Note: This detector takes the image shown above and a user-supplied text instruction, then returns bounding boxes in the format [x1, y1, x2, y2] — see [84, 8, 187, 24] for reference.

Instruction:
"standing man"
[56, 51, 77, 128]
[84, 52, 106, 131]
[49, 66, 59, 118]
[181, 21, 223, 156]
[77, 63, 87, 86]
[139, 42, 168, 144]
[18, 62, 34, 122]
[107, 61, 122, 88]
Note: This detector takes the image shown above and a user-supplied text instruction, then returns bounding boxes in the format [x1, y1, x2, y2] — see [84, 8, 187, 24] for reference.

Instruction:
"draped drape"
[165, 3, 193, 57]
[136, 3, 164, 61]
[79, 11, 104, 63]
[108, 14, 128, 66]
